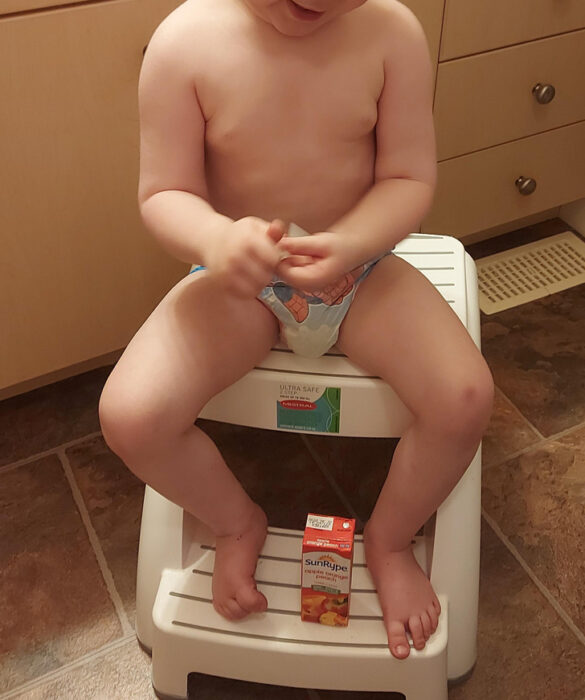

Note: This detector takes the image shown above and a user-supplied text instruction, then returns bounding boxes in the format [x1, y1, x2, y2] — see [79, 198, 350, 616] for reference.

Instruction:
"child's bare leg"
[99, 273, 279, 619]
[337, 255, 493, 659]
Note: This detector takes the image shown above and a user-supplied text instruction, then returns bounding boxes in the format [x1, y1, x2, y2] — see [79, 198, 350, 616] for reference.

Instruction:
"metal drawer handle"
[515, 176, 537, 196]
[532, 83, 556, 104]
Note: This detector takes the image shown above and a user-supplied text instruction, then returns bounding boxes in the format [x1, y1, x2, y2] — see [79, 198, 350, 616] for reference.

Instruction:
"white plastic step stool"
[136, 234, 482, 699]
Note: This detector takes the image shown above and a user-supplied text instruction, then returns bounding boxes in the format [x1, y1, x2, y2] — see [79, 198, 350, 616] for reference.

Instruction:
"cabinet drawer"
[441, 0, 585, 60]
[435, 30, 585, 160]
[423, 121, 585, 237]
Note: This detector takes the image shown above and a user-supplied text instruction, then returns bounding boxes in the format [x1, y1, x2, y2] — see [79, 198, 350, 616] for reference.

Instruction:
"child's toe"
[428, 603, 439, 632]
[420, 611, 432, 639]
[408, 615, 426, 650]
[387, 621, 410, 659]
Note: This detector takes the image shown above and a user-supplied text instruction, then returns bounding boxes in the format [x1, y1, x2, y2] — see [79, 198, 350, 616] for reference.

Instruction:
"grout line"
[0, 430, 103, 475]
[495, 388, 545, 441]
[484, 440, 547, 472]
[0, 633, 139, 700]
[300, 435, 361, 525]
[58, 448, 134, 637]
[484, 410, 585, 471]
[543, 416, 585, 443]
[482, 509, 585, 649]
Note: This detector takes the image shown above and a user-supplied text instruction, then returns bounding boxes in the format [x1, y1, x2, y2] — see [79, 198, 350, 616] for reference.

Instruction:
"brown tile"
[66, 435, 145, 626]
[199, 420, 351, 530]
[187, 673, 311, 699]
[0, 455, 123, 693]
[481, 285, 585, 437]
[0, 366, 111, 467]
[449, 521, 585, 700]
[301, 435, 398, 530]
[482, 388, 541, 469]
[482, 426, 585, 632]
[11, 639, 155, 699]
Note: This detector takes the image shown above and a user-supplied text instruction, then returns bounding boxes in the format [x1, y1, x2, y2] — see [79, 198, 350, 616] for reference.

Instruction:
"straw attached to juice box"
[301, 513, 356, 626]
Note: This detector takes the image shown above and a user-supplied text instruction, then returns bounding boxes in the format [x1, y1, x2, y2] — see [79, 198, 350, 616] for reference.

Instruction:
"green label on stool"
[277, 384, 340, 433]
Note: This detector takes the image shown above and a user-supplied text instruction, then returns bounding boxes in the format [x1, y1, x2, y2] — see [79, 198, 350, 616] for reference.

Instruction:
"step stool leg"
[136, 486, 184, 651]
[430, 445, 481, 681]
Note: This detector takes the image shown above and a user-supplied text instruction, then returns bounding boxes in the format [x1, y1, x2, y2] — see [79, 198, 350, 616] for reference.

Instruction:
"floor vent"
[476, 232, 585, 314]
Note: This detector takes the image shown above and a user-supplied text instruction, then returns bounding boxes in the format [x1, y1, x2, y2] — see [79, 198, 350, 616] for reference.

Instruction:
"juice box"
[301, 514, 355, 626]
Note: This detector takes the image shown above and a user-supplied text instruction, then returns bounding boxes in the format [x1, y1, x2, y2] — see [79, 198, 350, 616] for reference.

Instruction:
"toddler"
[100, 0, 494, 660]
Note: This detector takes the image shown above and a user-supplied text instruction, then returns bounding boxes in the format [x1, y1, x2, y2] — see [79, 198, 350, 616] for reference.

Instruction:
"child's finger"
[278, 234, 327, 257]
[278, 262, 330, 290]
[266, 219, 287, 244]
[278, 254, 316, 267]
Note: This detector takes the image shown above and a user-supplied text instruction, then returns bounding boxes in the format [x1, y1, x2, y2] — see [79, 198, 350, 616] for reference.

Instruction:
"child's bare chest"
[199, 45, 382, 164]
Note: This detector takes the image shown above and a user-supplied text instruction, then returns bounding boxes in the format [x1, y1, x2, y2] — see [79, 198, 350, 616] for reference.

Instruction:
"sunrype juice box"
[301, 514, 355, 626]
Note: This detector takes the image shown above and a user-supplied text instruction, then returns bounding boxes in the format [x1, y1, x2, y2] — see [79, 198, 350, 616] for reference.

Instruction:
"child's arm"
[137, 17, 229, 265]
[332, 4, 437, 255]
[137, 14, 284, 296]
[278, 6, 436, 289]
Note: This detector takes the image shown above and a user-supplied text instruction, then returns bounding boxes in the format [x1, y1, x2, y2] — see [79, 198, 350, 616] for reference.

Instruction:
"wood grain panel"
[441, 0, 585, 59]
[423, 122, 585, 237]
[0, 0, 184, 390]
[435, 30, 585, 159]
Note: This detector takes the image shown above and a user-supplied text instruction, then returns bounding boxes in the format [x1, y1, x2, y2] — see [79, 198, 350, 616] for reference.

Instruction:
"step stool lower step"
[150, 527, 449, 699]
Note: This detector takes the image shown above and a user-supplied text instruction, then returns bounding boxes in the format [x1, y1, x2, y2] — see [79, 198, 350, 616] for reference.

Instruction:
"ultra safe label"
[277, 384, 340, 433]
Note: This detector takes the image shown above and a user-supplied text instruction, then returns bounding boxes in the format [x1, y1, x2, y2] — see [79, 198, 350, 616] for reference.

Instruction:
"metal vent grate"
[476, 232, 585, 314]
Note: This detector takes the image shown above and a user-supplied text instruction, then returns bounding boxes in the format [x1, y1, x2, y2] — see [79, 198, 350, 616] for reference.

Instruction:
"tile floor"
[1, 220, 585, 699]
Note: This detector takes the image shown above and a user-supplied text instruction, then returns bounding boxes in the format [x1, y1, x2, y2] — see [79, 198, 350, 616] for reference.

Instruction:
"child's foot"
[364, 525, 441, 659]
[212, 504, 269, 620]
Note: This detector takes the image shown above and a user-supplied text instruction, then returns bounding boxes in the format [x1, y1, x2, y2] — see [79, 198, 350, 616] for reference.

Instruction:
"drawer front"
[441, 0, 585, 60]
[435, 30, 585, 160]
[423, 121, 585, 237]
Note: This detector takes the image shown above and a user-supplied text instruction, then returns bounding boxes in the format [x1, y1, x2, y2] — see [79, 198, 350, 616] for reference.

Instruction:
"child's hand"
[276, 231, 362, 290]
[207, 218, 287, 297]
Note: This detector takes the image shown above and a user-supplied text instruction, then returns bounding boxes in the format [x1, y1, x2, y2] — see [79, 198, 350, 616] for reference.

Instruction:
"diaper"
[189, 224, 390, 358]
[258, 224, 389, 358]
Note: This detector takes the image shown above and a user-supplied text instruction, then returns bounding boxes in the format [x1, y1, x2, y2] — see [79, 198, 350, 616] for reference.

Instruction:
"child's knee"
[99, 375, 160, 464]
[456, 365, 493, 435]
[426, 360, 494, 440]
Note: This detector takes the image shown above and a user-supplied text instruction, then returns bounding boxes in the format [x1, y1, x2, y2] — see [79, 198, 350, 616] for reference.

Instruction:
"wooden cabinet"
[0, 0, 184, 394]
[424, 0, 585, 238]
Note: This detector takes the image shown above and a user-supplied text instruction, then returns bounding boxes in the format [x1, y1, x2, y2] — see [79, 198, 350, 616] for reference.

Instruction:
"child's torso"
[187, 0, 388, 231]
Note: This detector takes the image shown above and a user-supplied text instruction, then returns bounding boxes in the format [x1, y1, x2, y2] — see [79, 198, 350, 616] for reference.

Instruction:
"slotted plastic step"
[151, 525, 448, 699]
